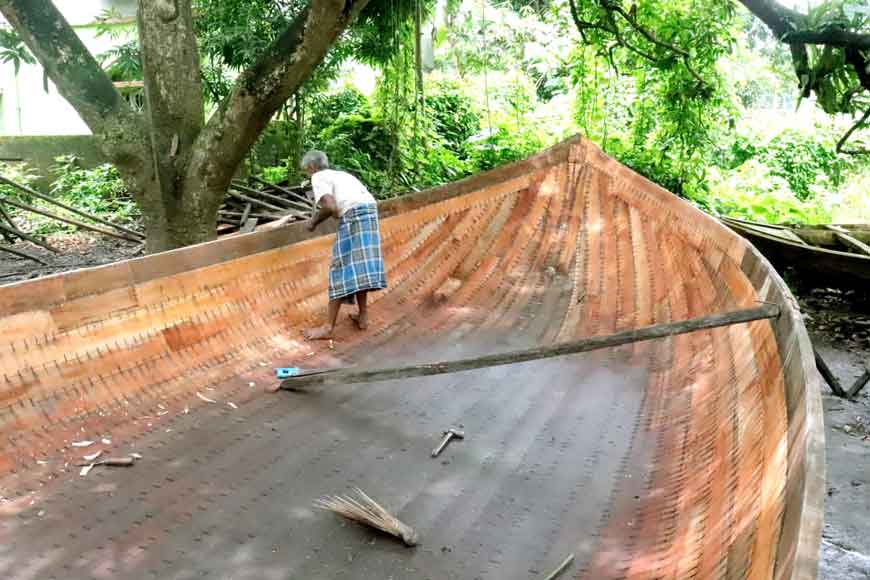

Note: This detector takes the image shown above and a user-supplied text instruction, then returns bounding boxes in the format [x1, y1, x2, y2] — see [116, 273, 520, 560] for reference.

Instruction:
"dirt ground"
[0, 235, 142, 284]
[0, 237, 868, 578]
[799, 289, 870, 579]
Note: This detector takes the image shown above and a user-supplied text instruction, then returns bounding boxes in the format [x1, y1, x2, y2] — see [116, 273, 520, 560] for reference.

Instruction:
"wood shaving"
[83, 451, 102, 462]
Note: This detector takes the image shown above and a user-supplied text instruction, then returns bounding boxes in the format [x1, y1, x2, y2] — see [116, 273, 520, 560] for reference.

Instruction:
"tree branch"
[836, 105, 870, 155]
[603, 1, 706, 85]
[783, 27, 870, 49]
[737, 0, 802, 38]
[0, 0, 150, 173]
[185, 0, 371, 203]
[567, 0, 706, 86]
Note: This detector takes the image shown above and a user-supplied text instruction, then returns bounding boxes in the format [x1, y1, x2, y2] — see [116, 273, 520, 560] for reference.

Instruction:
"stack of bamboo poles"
[0, 175, 145, 265]
[218, 177, 315, 235]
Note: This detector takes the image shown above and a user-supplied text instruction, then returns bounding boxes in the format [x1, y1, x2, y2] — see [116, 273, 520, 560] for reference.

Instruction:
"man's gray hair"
[301, 150, 329, 171]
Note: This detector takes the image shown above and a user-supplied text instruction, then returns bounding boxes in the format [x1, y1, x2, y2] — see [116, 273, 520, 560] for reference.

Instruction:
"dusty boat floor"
[2, 345, 648, 580]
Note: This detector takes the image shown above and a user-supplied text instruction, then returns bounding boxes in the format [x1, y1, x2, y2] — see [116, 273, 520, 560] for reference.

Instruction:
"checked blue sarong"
[328, 203, 388, 302]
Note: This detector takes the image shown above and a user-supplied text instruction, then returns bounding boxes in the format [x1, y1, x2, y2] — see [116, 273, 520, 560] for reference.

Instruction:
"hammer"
[431, 428, 465, 458]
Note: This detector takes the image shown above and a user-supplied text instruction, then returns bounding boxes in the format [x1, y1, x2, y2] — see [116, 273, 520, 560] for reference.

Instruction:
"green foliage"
[425, 81, 481, 155]
[0, 27, 35, 74]
[703, 161, 832, 224]
[758, 129, 854, 200]
[258, 163, 290, 185]
[0, 158, 138, 236]
[39, 157, 139, 235]
[308, 86, 372, 138]
[0, 162, 39, 201]
[95, 9, 141, 81]
[317, 114, 397, 195]
[468, 127, 543, 171]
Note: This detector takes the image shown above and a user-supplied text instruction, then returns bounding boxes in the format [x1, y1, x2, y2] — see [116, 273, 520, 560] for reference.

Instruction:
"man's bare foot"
[303, 325, 334, 340]
[349, 312, 368, 330]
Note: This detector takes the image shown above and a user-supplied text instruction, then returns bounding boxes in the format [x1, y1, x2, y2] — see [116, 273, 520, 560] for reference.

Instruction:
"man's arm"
[308, 194, 338, 231]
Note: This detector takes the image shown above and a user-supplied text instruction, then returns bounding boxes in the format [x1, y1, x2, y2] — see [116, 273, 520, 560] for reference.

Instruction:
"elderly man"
[295, 150, 387, 340]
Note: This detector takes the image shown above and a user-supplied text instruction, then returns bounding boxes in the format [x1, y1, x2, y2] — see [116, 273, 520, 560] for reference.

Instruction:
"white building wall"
[0, 0, 137, 136]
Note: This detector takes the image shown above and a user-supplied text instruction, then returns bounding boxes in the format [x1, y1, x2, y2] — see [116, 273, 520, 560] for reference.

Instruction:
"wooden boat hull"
[0, 137, 823, 579]
[721, 216, 870, 288]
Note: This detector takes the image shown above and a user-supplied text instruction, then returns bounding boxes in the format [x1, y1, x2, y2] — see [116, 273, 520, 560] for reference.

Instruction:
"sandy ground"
[0, 237, 868, 578]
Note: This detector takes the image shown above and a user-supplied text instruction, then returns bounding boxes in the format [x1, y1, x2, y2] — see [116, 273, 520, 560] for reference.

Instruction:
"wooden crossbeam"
[278, 304, 781, 390]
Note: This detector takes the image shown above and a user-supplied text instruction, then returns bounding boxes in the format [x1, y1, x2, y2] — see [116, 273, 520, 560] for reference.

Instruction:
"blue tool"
[275, 367, 301, 379]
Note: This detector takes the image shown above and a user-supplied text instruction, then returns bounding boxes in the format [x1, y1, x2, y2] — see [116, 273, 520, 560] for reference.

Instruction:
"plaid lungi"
[328, 203, 387, 302]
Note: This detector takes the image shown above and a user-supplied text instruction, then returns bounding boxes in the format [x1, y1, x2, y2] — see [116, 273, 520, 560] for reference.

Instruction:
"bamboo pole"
[0, 196, 141, 243]
[0, 175, 144, 239]
[279, 304, 781, 390]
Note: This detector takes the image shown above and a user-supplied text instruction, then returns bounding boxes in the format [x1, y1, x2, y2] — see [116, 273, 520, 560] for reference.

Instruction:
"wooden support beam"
[279, 304, 781, 390]
[0, 220, 59, 253]
[0, 243, 48, 265]
[0, 196, 141, 243]
[0, 201, 18, 243]
[847, 365, 870, 399]
[814, 347, 849, 398]
[0, 175, 144, 240]
[239, 203, 252, 228]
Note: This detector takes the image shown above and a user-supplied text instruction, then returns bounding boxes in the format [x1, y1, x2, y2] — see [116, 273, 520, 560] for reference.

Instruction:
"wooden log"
[279, 304, 781, 390]
[0, 196, 141, 243]
[249, 176, 314, 207]
[0, 243, 48, 265]
[814, 347, 849, 398]
[847, 366, 870, 399]
[0, 175, 144, 239]
[241, 217, 259, 233]
[231, 181, 313, 212]
[0, 220, 59, 253]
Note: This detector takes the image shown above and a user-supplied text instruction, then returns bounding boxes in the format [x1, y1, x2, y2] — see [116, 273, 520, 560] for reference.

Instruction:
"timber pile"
[218, 177, 315, 235]
[0, 174, 144, 264]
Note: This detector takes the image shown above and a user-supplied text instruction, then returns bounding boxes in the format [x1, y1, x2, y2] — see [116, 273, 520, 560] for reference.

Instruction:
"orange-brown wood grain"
[0, 137, 823, 580]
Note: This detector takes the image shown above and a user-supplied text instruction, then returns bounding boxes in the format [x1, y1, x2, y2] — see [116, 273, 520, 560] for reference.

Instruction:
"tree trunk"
[2, 0, 371, 253]
[135, 179, 219, 251]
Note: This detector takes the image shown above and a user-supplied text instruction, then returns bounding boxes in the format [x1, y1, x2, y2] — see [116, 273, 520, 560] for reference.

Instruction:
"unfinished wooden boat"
[721, 215, 870, 288]
[0, 137, 823, 579]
